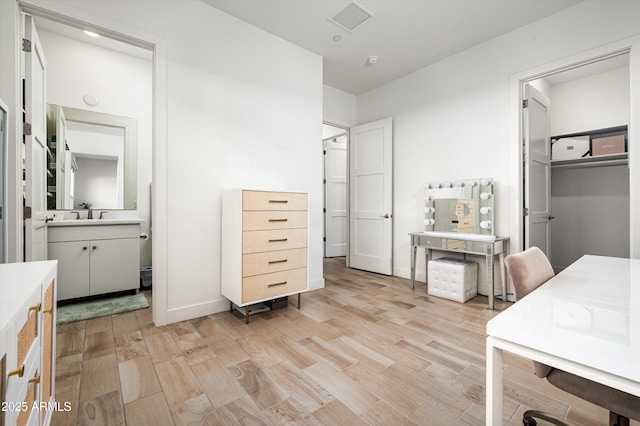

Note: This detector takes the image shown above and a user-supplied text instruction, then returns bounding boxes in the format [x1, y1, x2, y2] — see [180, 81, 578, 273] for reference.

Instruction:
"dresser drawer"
[242, 210, 308, 231]
[243, 248, 307, 277]
[243, 228, 307, 253]
[242, 268, 307, 303]
[243, 190, 308, 211]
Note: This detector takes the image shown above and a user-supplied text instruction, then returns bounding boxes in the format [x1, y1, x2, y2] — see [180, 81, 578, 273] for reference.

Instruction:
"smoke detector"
[328, 1, 374, 32]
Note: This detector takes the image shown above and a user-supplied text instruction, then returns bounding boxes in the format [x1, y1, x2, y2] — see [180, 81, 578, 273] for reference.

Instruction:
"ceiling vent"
[328, 1, 374, 32]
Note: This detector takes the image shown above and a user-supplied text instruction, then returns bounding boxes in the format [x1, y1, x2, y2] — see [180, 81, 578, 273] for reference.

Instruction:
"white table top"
[487, 255, 640, 384]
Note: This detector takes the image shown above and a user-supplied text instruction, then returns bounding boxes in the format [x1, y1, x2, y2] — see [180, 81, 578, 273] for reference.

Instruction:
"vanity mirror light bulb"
[480, 192, 492, 200]
[466, 180, 478, 187]
[424, 219, 435, 225]
[480, 206, 492, 215]
[454, 180, 464, 187]
[480, 220, 492, 229]
[480, 178, 492, 186]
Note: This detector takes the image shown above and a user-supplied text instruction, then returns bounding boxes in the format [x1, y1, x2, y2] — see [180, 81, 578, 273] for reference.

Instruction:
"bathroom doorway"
[323, 123, 348, 259]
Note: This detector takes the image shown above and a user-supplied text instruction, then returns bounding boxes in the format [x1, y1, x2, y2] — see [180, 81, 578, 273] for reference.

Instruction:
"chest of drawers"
[221, 189, 308, 322]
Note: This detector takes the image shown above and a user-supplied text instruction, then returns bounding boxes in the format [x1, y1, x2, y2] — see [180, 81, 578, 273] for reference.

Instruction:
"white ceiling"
[201, 0, 583, 94]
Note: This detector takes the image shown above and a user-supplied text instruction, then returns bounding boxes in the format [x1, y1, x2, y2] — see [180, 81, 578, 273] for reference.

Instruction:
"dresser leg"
[245, 306, 250, 324]
[297, 293, 301, 309]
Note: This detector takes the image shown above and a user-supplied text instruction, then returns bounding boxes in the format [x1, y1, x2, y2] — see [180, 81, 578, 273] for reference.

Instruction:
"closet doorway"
[522, 53, 630, 272]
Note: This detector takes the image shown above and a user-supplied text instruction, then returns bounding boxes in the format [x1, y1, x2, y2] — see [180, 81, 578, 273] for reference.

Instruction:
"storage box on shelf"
[221, 189, 309, 323]
[0, 261, 57, 426]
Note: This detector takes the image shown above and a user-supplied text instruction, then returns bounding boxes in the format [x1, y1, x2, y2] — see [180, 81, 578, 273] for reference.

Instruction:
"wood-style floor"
[51, 257, 624, 426]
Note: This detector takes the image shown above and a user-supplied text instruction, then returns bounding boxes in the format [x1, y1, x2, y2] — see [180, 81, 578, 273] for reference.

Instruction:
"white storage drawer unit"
[222, 189, 309, 323]
[427, 257, 478, 303]
[48, 224, 140, 300]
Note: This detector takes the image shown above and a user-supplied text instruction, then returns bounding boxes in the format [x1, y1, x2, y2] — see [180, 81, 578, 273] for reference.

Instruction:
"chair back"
[504, 246, 555, 378]
[504, 246, 555, 301]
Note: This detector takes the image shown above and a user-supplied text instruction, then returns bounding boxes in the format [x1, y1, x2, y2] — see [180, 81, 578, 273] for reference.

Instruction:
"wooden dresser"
[0, 260, 57, 426]
[221, 189, 308, 323]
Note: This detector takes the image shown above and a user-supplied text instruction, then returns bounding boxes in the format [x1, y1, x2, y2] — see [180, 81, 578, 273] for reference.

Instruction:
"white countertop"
[487, 255, 640, 384]
[0, 260, 58, 330]
[47, 218, 143, 227]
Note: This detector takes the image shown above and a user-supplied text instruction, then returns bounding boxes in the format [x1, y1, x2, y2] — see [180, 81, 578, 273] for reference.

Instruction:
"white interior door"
[523, 84, 552, 256]
[24, 14, 48, 261]
[349, 117, 393, 275]
[324, 134, 347, 257]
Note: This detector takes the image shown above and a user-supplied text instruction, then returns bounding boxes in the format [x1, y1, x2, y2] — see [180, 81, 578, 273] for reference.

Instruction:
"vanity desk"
[413, 178, 508, 309]
[409, 232, 508, 309]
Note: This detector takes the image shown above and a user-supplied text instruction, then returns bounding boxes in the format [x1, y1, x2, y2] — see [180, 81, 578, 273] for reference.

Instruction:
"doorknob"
[381, 214, 391, 219]
[544, 215, 555, 220]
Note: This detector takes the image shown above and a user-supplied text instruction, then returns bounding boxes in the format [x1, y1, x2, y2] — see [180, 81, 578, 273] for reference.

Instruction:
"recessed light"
[333, 35, 342, 42]
[84, 30, 100, 38]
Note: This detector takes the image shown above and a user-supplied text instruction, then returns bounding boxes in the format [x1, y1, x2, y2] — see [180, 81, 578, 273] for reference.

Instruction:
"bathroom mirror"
[0, 98, 8, 262]
[423, 178, 494, 236]
[47, 104, 137, 210]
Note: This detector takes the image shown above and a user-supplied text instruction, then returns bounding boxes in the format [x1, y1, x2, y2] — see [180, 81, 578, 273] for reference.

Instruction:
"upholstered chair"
[504, 247, 640, 426]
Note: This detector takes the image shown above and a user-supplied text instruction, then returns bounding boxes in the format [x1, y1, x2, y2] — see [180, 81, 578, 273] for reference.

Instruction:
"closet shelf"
[551, 153, 628, 169]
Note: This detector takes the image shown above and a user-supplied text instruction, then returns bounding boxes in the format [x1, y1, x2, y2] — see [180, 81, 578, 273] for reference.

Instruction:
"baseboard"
[165, 297, 229, 324]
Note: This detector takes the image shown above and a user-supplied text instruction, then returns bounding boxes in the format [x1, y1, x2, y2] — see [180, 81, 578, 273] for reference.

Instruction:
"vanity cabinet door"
[48, 241, 90, 300]
[89, 238, 140, 296]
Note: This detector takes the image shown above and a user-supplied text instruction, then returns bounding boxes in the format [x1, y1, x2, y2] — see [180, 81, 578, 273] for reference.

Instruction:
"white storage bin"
[551, 136, 590, 160]
[428, 257, 478, 303]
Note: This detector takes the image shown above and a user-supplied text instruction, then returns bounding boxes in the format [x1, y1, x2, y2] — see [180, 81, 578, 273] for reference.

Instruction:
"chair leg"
[523, 410, 570, 426]
[610, 412, 630, 426]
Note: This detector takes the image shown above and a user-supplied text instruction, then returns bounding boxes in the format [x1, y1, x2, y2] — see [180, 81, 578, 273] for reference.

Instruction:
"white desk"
[486, 255, 640, 424]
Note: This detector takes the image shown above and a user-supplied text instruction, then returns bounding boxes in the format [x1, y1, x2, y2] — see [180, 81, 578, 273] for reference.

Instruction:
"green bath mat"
[56, 293, 149, 325]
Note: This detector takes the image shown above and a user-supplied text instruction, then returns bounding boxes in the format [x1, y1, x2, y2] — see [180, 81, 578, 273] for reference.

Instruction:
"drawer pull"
[29, 374, 41, 384]
[8, 364, 25, 378]
[269, 200, 288, 204]
[268, 238, 288, 243]
[268, 281, 287, 287]
[268, 218, 288, 222]
[268, 259, 288, 264]
[29, 303, 41, 312]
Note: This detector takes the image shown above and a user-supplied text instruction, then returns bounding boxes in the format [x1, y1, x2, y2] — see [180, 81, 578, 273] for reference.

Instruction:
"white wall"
[37, 28, 153, 266]
[2, 0, 323, 325]
[356, 0, 640, 289]
[323, 85, 357, 128]
[549, 66, 630, 135]
[74, 157, 118, 209]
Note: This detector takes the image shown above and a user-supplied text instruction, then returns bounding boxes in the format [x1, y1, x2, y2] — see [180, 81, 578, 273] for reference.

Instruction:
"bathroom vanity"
[47, 218, 141, 300]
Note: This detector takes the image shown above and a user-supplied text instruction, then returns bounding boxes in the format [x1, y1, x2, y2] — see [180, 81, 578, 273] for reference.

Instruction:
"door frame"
[322, 122, 349, 259]
[509, 37, 640, 258]
[5, 0, 170, 326]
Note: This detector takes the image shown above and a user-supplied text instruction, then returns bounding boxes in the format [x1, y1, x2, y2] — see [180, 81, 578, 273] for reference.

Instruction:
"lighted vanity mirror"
[47, 105, 137, 210]
[423, 178, 494, 236]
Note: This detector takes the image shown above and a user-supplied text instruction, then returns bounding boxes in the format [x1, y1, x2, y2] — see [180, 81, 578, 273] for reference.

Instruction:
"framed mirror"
[47, 104, 137, 210]
[423, 178, 494, 236]
[0, 98, 8, 262]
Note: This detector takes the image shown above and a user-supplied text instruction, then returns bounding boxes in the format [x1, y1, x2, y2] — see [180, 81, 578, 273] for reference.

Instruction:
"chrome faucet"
[72, 211, 81, 220]
[88, 207, 93, 220]
[99, 211, 107, 219]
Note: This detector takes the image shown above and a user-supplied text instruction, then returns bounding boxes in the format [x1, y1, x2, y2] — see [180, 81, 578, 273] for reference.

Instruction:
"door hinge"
[323, 179, 326, 184]
[522, 99, 529, 108]
[523, 207, 529, 217]
[323, 208, 326, 213]
[23, 122, 32, 136]
[24, 206, 32, 220]
[323, 237, 326, 242]
[22, 38, 32, 52]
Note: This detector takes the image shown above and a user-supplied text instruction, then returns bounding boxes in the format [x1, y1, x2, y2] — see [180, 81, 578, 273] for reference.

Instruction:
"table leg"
[425, 248, 431, 293]
[486, 337, 504, 425]
[487, 248, 494, 310]
[499, 252, 507, 302]
[410, 243, 417, 290]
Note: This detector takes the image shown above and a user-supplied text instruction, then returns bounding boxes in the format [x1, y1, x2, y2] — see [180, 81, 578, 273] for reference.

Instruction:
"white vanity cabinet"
[48, 222, 140, 300]
[1, 261, 57, 426]
[222, 189, 309, 323]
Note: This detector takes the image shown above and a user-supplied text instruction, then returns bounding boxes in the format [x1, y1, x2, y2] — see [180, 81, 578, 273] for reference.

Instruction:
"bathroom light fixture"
[366, 55, 378, 65]
[84, 30, 100, 38]
[333, 35, 342, 42]
[83, 94, 99, 106]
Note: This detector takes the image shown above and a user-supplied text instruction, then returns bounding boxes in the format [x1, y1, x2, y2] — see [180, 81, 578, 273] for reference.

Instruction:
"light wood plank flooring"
[51, 257, 628, 425]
